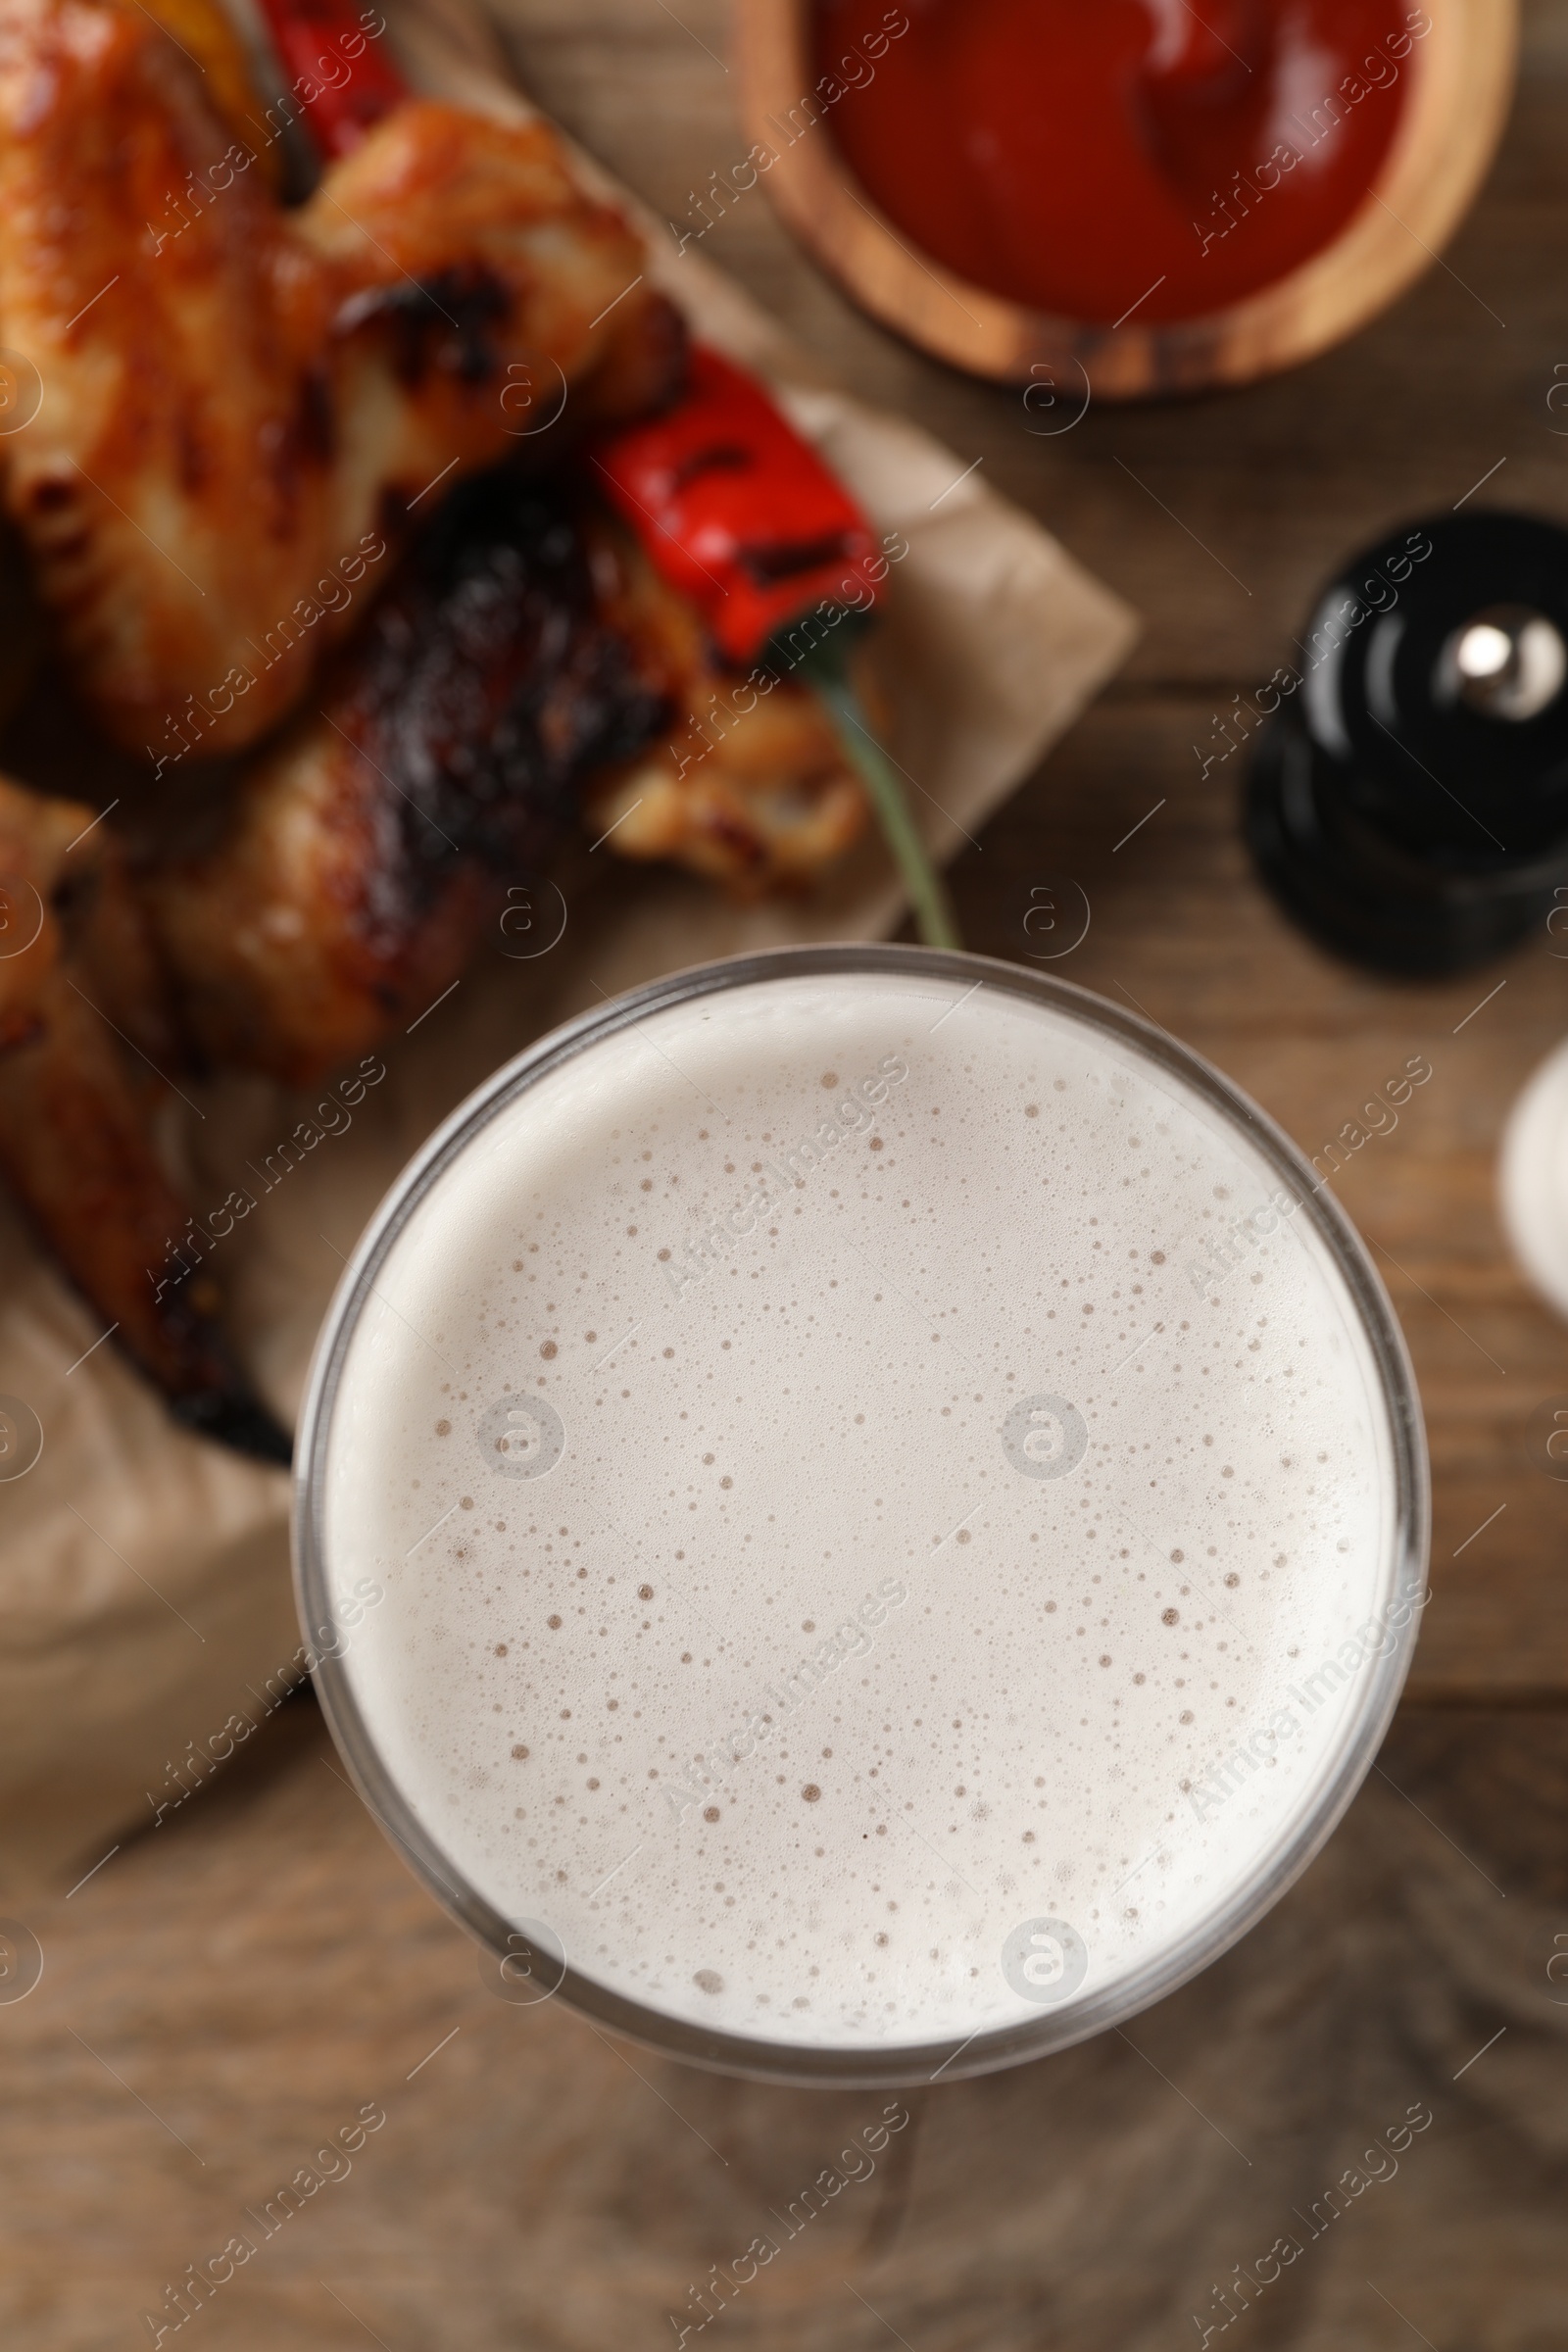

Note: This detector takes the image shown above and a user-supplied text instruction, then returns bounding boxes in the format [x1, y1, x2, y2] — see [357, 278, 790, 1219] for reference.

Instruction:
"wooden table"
[10, 6, 1568, 2345]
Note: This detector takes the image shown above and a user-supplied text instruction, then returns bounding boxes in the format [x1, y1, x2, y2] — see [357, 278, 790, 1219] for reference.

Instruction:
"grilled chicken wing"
[0, 774, 291, 1459]
[0, 0, 682, 760]
[576, 514, 871, 899]
[145, 470, 676, 1088]
[582, 653, 871, 894]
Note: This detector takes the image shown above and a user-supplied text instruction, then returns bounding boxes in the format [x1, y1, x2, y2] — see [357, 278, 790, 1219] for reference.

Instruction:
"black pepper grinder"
[1246, 510, 1568, 975]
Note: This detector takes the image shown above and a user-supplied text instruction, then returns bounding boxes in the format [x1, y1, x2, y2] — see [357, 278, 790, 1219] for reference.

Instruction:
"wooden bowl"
[733, 0, 1518, 399]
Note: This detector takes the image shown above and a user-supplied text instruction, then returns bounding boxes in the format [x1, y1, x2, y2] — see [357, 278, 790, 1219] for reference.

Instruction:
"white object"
[1499, 1035, 1568, 1319]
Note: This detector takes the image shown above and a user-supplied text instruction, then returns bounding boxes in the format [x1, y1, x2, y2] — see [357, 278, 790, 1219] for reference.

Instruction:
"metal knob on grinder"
[1246, 511, 1568, 975]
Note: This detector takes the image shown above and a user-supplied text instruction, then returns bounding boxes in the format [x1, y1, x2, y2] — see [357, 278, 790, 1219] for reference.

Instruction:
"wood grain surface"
[11, 4, 1568, 2345]
[8, 1688, 1565, 2350]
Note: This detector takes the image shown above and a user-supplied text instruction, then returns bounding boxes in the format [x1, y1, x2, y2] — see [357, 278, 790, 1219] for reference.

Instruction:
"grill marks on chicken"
[353, 473, 676, 870]
[146, 475, 677, 1089]
[0, 0, 681, 757]
[0, 777, 291, 1460]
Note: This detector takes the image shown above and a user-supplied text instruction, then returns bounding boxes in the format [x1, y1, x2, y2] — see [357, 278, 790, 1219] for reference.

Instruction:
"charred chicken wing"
[145, 470, 676, 1087]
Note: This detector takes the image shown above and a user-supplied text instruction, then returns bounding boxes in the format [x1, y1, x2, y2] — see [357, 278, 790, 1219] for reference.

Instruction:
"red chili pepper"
[589, 347, 884, 667]
[588, 349, 955, 942]
[253, 0, 408, 156]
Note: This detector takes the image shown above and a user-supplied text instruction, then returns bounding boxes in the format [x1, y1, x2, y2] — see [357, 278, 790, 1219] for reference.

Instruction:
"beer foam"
[323, 968, 1406, 2053]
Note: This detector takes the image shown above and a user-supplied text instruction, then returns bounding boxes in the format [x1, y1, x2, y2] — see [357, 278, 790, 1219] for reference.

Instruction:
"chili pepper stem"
[801, 642, 962, 953]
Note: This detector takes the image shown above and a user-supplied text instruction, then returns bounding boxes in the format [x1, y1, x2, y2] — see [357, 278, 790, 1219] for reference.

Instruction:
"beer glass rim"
[294, 943, 1429, 2088]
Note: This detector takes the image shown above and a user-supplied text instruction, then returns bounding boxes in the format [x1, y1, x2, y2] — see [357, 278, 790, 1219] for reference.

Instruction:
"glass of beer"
[295, 946, 1427, 2085]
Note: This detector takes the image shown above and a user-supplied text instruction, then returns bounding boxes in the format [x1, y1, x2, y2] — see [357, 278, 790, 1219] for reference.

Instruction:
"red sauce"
[813, 1, 1423, 325]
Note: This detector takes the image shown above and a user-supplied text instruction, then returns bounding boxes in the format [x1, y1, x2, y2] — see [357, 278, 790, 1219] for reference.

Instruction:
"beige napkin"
[0, 0, 1138, 1888]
